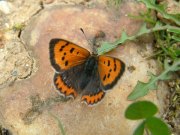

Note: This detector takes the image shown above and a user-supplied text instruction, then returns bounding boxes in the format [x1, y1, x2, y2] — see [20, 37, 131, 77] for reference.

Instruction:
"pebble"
[11, 70, 18, 76]
[0, 1, 12, 14]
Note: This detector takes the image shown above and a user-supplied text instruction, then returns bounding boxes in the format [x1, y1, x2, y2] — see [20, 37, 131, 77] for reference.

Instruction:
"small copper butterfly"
[49, 38, 125, 105]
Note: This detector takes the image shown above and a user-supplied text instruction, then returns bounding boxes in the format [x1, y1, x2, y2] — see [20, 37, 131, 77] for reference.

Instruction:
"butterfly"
[49, 38, 125, 105]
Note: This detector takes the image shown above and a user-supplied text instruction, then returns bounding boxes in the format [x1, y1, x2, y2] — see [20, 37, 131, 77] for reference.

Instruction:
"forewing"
[49, 39, 90, 71]
[98, 55, 125, 90]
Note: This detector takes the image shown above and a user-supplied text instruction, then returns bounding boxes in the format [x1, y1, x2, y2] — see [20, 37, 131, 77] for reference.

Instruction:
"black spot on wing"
[70, 48, 75, 53]
[62, 57, 65, 61]
[59, 43, 69, 52]
[114, 64, 117, 71]
[108, 60, 110, 66]
[65, 61, 68, 66]
[114, 58, 117, 71]
[103, 75, 106, 81]
[102, 59, 126, 90]
[107, 73, 110, 78]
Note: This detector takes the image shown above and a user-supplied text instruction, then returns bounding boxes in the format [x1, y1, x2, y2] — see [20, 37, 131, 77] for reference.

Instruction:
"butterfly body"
[49, 38, 125, 105]
[79, 56, 98, 90]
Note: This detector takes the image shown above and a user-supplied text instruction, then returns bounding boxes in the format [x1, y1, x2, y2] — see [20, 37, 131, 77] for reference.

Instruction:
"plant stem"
[145, 128, 150, 135]
[48, 111, 66, 135]
[98, 24, 180, 55]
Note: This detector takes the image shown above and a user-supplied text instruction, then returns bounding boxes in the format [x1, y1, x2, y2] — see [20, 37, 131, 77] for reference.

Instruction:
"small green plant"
[126, 0, 180, 100]
[12, 23, 25, 31]
[128, 60, 180, 100]
[97, 23, 180, 55]
[99, 0, 179, 134]
[125, 101, 170, 135]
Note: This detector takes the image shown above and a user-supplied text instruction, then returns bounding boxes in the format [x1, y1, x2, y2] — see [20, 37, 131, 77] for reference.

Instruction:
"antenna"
[80, 28, 92, 46]
[80, 28, 97, 55]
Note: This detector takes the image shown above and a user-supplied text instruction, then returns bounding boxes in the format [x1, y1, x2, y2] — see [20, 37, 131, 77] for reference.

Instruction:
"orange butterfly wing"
[98, 55, 125, 90]
[49, 39, 90, 71]
[81, 90, 105, 105]
[54, 73, 78, 98]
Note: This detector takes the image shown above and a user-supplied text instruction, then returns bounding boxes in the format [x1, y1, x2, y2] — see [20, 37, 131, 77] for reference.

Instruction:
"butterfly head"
[80, 28, 102, 56]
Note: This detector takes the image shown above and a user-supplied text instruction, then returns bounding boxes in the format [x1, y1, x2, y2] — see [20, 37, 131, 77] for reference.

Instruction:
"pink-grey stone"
[0, 1, 167, 135]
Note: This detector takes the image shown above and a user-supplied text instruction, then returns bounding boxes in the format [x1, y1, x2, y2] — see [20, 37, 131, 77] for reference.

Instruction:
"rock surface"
[0, 1, 167, 135]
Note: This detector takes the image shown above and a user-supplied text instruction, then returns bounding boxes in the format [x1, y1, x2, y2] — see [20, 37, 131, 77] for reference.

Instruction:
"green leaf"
[174, 49, 180, 56]
[127, 72, 157, 100]
[169, 60, 180, 72]
[137, 23, 149, 35]
[164, 60, 170, 70]
[146, 117, 171, 135]
[171, 35, 180, 42]
[167, 28, 180, 34]
[128, 60, 180, 100]
[97, 31, 130, 55]
[127, 81, 156, 101]
[133, 121, 145, 135]
[120, 31, 128, 41]
[125, 101, 158, 120]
